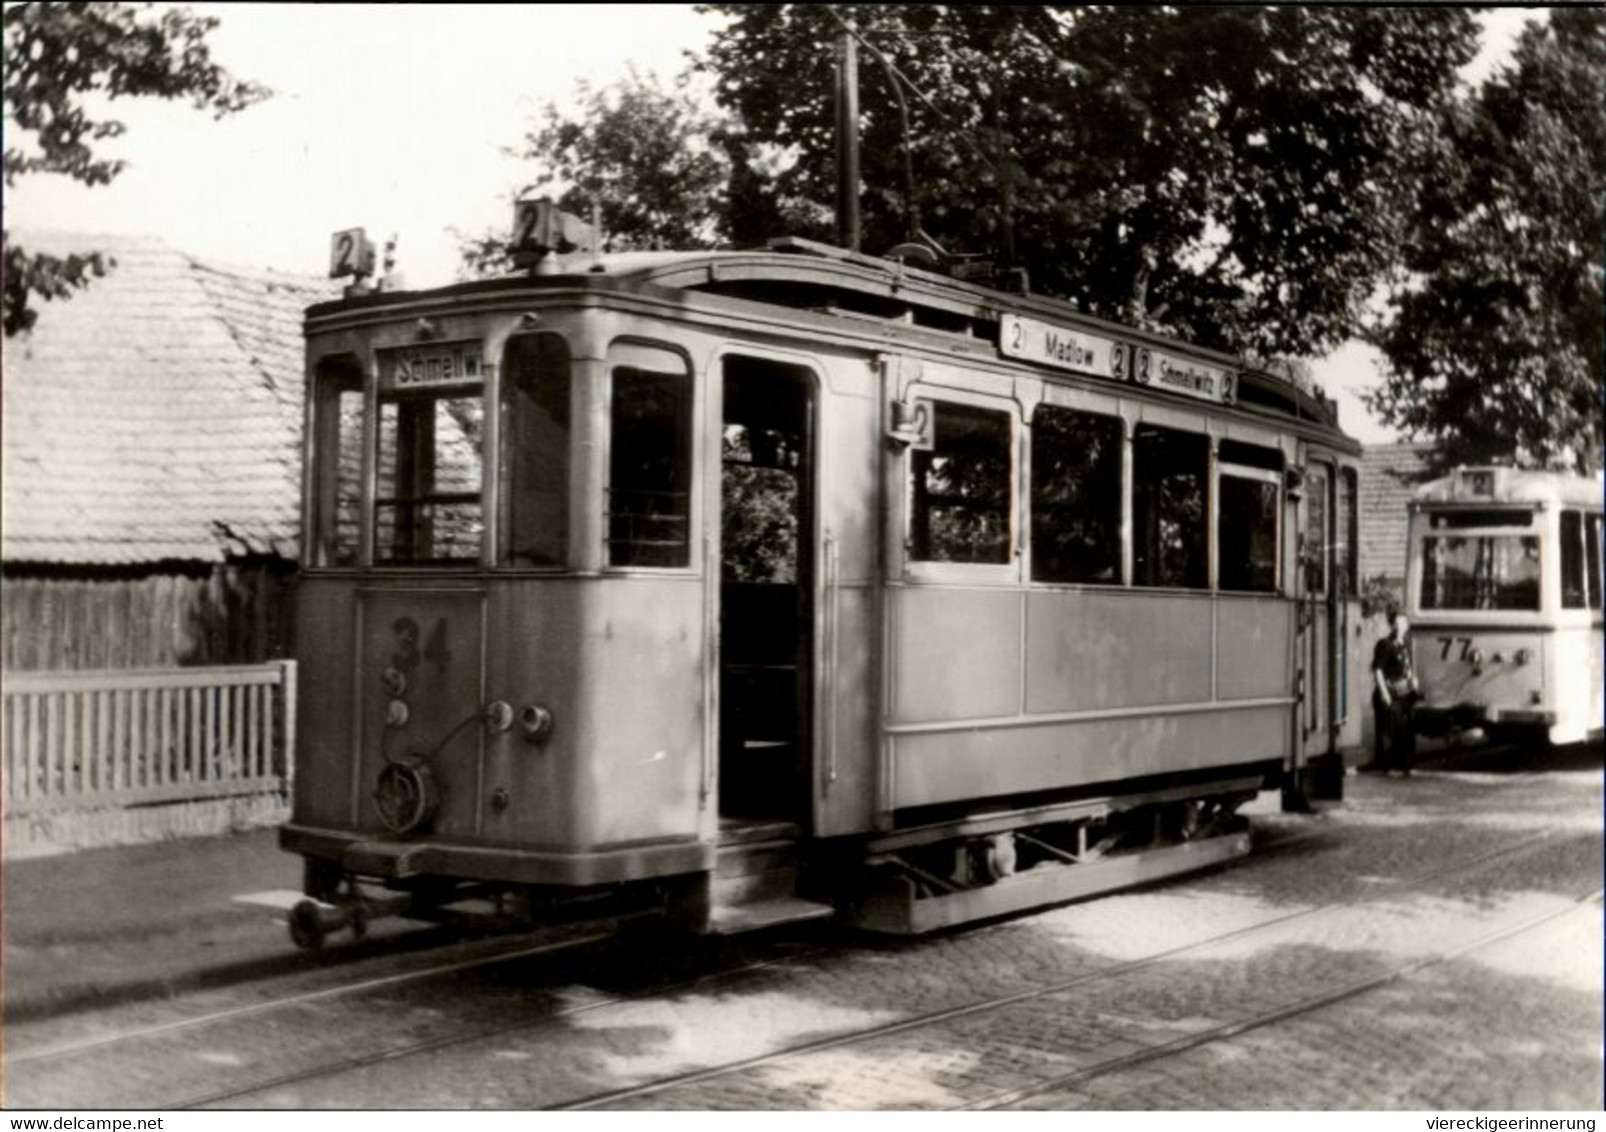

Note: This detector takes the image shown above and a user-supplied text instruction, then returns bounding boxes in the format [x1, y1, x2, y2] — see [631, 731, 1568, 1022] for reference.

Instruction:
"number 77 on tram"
[279, 215, 1362, 948]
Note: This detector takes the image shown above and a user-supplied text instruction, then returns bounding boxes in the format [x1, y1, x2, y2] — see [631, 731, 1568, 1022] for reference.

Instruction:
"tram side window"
[310, 359, 363, 567]
[1561, 510, 1585, 609]
[608, 349, 692, 568]
[1029, 405, 1121, 584]
[502, 333, 570, 567]
[375, 393, 484, 564]
[1588, 514, 1602, 610]
[1132, 425, 1208, 589]
[910, 401, 1013, 565]
[1217, 443, 1282, 593]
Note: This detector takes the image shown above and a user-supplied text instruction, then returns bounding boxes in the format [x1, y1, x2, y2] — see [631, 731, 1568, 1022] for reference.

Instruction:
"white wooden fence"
[3, 661, 295, 816]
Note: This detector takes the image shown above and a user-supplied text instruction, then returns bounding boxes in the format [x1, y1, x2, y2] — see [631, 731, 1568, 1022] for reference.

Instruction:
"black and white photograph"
[2, 3, 1601, 1119]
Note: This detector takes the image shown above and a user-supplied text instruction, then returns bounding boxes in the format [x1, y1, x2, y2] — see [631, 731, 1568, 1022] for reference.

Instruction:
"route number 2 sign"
[329, 228, 377, 280]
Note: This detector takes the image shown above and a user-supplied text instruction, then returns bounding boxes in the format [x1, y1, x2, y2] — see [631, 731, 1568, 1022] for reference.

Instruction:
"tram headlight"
[1467, 647, 1485, 666]
[520, 703, 555, 744]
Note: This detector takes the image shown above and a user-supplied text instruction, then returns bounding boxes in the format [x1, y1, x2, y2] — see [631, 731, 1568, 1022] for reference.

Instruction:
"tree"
[3, 1, 267, 336]
[697, 5, 1478, 359]
[459, 67, 728, 277]
[459, 63, 842, 278]
[1366, 9, 1605, 473]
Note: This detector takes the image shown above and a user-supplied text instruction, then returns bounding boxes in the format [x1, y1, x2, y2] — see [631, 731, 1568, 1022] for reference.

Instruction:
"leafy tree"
[460, 67, 727, 276]
[1366, 8, 1605, 473]
[3, 1, 267, 336]
[697, 5, 1478, 359]
[458, 65, 836, 278]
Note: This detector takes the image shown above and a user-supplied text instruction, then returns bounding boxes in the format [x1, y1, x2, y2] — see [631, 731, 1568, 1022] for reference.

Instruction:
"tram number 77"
[1437, 636, 1474, 661]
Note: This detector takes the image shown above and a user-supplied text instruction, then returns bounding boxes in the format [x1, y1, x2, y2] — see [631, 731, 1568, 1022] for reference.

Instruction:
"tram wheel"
[288, 899, 327, 950]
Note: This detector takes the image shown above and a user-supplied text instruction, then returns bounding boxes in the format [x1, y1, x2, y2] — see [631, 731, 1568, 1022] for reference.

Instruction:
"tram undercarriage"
[283, 772, 1269, 949]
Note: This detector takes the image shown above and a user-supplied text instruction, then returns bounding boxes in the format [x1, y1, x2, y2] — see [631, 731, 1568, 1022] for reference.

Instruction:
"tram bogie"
[1406, 466, 1604, 748]
[281, 226, 1362, 948]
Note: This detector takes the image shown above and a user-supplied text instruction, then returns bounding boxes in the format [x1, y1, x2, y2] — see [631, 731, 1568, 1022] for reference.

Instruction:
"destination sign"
[999, 313, 1123, 381]
[1133, 348, 1235, 405]
[380, 342, 484, 390]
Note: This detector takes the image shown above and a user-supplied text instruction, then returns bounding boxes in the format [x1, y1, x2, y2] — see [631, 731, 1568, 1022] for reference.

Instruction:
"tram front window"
[502, 333, 570, 567]
[375, 393, 484, 565]
[310, 358, 363, 567]
[607, 345, 692, 569]
[1420, 532, 1540, 611]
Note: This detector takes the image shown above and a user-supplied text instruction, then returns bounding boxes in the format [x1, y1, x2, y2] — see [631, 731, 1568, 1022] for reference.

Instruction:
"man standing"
[1370, 610, 1418, 775]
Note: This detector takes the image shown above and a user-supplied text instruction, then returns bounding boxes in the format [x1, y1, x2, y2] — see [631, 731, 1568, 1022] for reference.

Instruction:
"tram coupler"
[288, 888, 412, 950]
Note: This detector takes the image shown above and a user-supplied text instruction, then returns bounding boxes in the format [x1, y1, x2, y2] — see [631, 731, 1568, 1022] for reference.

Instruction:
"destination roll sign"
[379, 342, 485, 391]
[1132, 347, 1235, 405]
[999, 313, 1123, 381]
[999, 313, 1235, 405]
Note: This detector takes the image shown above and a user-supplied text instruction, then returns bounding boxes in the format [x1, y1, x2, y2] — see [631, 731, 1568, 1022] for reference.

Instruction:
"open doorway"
[718, 356, 815, 827]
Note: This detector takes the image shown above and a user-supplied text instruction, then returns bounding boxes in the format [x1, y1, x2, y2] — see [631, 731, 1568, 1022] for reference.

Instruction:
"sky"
[5, 4, 1540, 445]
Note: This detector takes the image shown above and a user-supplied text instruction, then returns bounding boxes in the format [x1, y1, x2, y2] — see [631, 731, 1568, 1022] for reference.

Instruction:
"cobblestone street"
[7, 741, 1599, 1111]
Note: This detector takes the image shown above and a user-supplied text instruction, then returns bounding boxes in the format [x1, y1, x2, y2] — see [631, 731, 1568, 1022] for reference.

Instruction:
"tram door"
[1293, 459, 1343, 801]
[717, 357, 816, 827]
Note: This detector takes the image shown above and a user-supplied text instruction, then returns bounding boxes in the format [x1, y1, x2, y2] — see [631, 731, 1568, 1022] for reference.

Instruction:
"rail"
[2, 661, 296, 816]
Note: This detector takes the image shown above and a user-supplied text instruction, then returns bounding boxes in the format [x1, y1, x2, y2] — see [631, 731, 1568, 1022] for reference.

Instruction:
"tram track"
[963, 886, 1604, 1111]
[7, 819, 1579, 1110]
[181, 824, 1568, 1110]
[550, 826, 1576, 1111]
[4, 819, 1332, 1109]
[5, 928, 616, 1066]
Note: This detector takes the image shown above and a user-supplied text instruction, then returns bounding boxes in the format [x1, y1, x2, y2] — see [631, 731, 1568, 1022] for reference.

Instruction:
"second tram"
[1407, 466, 1604, 746]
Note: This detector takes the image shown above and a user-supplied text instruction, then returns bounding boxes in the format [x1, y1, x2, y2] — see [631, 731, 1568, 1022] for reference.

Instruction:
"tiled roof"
[1359, 442, 1436, 583]
[2, 233, 336, 565]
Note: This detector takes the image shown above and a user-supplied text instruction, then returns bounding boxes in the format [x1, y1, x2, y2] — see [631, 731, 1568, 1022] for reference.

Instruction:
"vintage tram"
[280, 227, 1363, 947]
[1406, 466, 1604, 747]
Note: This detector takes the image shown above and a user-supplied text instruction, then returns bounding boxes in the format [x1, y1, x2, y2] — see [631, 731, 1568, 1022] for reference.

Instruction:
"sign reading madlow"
[379, 342, 484, 391]
[999, 313, 1124, 381]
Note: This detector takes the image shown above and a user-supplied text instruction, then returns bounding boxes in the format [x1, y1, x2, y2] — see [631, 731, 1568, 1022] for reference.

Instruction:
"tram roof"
[1413, 466, 1604, 508]
[310, 237, 1348, 439]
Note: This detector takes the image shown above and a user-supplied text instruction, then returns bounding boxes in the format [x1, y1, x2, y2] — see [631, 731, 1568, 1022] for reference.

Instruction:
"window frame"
[1418, 529, 1543, 613]
[603, 338, 697, 573]
[498, 331, 573, 570]
[1587, 511, 1603, 612]
[307, 355, 365, 570]
[1216, 461, 1283, 594]
[1561, 508, 1586, 610]
[1130, 421, 1211, 591]
[371, 386, 487, 567]
[901, 386, 1021, 585]
[1027, 402, 1124, 588]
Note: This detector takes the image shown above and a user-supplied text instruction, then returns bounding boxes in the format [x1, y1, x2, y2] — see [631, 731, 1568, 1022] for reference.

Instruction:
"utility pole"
[835, 23, 861, 251]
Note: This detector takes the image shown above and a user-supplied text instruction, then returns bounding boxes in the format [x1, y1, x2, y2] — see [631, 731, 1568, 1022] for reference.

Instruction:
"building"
[1358, 441, 1435, 605]
[2, 233, 333, 672]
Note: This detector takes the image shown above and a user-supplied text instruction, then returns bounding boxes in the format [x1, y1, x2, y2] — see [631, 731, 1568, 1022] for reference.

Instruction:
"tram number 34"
[393, 616, 452, 675]
[1436, 636, 1475, 661]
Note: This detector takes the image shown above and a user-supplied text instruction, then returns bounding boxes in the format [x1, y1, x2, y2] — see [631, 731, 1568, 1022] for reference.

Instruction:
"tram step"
[708, 894, 835, 935]
[714, 838, 796, 879]
[713, 863, 799, 908]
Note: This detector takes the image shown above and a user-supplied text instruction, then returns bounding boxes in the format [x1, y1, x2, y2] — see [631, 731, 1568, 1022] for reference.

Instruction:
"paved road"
[4, 741, 1600, 1111]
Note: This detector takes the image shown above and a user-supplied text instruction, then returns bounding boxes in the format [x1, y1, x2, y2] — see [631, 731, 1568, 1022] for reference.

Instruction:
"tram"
[280, 214, 1363, 947]
[1406, 467, 1604, 746]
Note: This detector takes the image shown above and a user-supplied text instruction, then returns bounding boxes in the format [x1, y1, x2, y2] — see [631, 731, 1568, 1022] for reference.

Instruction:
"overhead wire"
[821, 7, 1003, 179]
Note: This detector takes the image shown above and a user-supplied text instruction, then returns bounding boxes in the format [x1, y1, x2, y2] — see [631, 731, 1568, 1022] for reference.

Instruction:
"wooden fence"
[3, 661, 295, 816]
